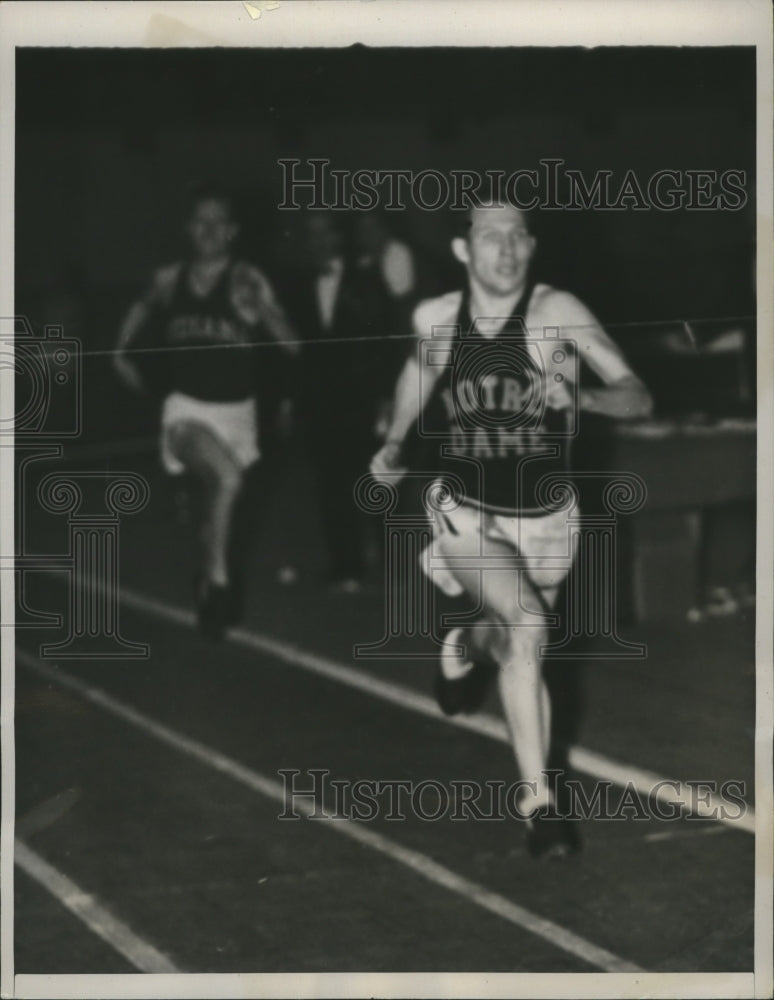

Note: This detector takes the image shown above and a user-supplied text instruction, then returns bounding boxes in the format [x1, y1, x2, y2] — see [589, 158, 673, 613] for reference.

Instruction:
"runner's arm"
[554, 292, 653, 420]
[238, 266, 299, 356]
[113, 267, 175, 393]
[371, 301, 446, 477]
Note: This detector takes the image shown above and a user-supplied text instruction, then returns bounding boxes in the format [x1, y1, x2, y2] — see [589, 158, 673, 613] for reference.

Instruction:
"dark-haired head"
[185, 182, 238, 223]
[185, 182, 240, 261]
[453, 195, 539, 243]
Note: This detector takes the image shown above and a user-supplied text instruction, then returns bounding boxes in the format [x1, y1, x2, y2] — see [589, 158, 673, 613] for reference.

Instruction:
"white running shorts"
[160, 391, 260, 476]
[420, 493, 577, 597]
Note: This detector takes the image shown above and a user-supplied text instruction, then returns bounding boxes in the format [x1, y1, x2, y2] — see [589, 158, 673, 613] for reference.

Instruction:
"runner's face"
[188, 199, 237, 260]
[457, 206, 536, 296]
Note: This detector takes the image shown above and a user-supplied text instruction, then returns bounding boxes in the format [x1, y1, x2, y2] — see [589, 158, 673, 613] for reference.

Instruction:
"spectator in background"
[113, 184, 297, 637]
[352, 210, 416, 301]
[353, 211, 419, 439]
[288, 211, 407, 591]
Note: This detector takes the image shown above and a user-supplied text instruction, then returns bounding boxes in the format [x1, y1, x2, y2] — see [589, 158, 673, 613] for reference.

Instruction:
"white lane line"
[643, 826, 728, 844]
[114, 584, 756, 835]
[14, 839, 180, 973]
[16, 788, 81, 838]
[17, 649, 642, 974]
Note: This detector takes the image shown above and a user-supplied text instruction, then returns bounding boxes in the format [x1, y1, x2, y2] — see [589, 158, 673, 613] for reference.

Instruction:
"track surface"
[12, 452, 756, 974]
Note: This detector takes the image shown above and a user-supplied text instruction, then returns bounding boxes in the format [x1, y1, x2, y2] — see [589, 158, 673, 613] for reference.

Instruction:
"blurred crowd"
[267, 210, 420, 591]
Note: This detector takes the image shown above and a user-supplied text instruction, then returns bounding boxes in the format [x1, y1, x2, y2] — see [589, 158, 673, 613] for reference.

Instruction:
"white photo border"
[0, 2, 771, 999]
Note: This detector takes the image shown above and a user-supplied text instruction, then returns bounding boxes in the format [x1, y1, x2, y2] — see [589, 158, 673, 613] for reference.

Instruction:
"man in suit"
[291, 212, 402, 591]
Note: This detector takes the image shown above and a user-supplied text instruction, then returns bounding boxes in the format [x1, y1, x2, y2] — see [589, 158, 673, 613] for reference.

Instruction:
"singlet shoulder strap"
[163, 261, 190, 307]
[175, 258, 236, 304]
[512, 278, 537, 321]
[455, 287, 472, 338]
[212, 259, 236, 295]
[455, 278, 537, 340]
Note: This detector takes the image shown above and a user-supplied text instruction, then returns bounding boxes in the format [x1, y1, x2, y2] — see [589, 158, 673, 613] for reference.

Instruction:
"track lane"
[15, 658, 636, 974]
[14, 584, 755, 971]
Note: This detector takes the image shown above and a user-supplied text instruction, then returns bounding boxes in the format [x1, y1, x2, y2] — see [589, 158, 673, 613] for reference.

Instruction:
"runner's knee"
[527, 569, 566, 595]
[498, 626, 544, 678]
[173, 425, 242, 498]
[476, 614, 510, 658]
[215, 461, 242, 498]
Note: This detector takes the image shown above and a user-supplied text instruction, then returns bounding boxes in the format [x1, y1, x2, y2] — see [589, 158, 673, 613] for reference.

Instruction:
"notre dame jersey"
[424, 282, 572, 516]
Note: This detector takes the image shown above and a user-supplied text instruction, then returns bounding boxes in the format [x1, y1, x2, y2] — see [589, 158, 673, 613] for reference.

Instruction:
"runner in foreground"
[371, 201, 652, 858]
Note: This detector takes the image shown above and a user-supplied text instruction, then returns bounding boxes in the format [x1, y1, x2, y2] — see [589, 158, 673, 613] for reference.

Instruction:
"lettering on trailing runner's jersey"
[167, 314, 250, 346]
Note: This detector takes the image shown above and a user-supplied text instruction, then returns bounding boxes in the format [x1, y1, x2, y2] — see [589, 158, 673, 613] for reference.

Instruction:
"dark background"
[14, 46, 756, 441]
[16, 47, 755, 310]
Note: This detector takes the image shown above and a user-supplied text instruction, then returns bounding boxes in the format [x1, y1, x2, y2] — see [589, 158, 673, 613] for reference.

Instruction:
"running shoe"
[523, 802, 581, 860]
[197, 582, 232, 641]
[434, 627, 495, 716]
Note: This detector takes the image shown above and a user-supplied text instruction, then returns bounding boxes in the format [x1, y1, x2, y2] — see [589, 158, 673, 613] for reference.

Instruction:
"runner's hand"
[545, 377, 572, 411]
[374, 398, 393, 440]
[370, 442, 407, 484]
